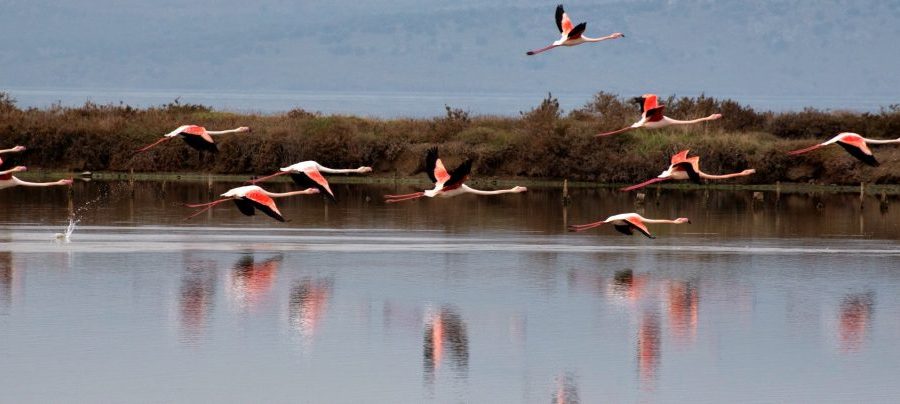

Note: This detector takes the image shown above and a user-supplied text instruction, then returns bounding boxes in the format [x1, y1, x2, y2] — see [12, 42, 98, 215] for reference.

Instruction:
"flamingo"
[787, 132, 900, 167]
[383, 148, 527, 203]
[0, 146, 72, 190]
[249, 161, 373, 201]
[184, 185, 318, 222]
[568, 213, 690, 238]
[596, 94, 722, 137]
[135, 125, 250, 153]
[621, 149, 756, 191]
[526, 4, 624, 55]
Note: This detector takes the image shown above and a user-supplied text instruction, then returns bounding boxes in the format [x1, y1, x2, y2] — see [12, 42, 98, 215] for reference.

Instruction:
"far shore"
[3, 91, 899, 186]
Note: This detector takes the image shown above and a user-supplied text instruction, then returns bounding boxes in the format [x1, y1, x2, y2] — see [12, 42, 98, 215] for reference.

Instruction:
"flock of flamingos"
[2, 4, 900, 239]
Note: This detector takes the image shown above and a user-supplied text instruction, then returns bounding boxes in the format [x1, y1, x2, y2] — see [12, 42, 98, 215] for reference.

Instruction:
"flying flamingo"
[383, 148, 527, 203]
[135, 125, 251, 153]
[0, 146, 72, 190]
[568, 213, 690, 238]
[621, 149, 756, 191]
[596, 94, 722, 137]
[184, 185, 318, 222]
[526, 4, 624, 55]
[249, 161, 373, 201]
[787, 132, 900, 167]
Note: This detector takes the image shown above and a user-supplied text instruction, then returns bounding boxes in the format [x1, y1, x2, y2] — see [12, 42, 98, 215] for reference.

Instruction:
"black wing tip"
[568, 22, 587, 39]
[458, 158, 474, 173]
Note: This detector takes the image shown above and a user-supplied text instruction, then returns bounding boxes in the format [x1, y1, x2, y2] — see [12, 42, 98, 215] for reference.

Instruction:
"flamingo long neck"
[698, 170, 753, 180]
[11, 178, 68, 187]
[0, 148, 20, 155]
[206, 128, 245, 136]
[316, 166, 365, 174]
[862, 137, 900, 145]
[582, 35, 614, 43]
[0, 168, 19, 176]
[664, 115, 717, 125]
[262, 189, 316, 198]
[461, 185, 520, 195]
[640, 218, 682, 224]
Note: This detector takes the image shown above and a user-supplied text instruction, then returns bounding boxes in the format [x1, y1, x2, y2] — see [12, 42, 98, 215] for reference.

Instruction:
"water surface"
[1, 180, 899, 402]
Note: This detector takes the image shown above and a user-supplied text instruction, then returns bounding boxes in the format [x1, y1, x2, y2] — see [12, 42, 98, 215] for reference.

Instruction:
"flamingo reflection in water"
[0, 252, 15, 309]
[228, 255, 282, 311]
[637, 312, 661, 389]
[837, 292, 874, 353]
[551, 372, 580, 404]
[178, 258, 218, 341]
[289, 278, 333, 348]
[423, 306, 469, 385]
[667, 280, 699, 343]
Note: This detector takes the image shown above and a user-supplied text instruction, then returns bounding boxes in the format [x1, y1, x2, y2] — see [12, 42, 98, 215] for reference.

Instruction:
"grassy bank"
[2, 91, 899, 185]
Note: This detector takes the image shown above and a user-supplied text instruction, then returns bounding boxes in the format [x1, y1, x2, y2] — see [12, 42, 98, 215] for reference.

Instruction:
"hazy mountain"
[1, 0, 898, 104]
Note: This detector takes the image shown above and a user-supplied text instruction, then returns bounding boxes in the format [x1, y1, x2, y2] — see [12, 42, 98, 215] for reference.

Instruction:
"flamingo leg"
[135, 137, 172, 153]
[183, 198, 232, 221]
[247, 170, 288, 184]
[383, 191, 426, 199]
[568, 221, 605, 232]
[526, 44, 557, 55]
[596, 126, 635, 138]
[385, 192, 425, 204]
[787, 144, 823, 155]
[620, 177, 669, 192]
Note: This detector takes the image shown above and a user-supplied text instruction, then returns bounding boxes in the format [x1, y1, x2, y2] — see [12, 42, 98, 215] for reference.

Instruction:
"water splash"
[53, 181, 130, 243]
[54, 216, 78, 243]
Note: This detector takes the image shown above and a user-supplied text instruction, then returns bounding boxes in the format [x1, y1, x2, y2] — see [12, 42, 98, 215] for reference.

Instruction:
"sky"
[1, 0, 898, 114]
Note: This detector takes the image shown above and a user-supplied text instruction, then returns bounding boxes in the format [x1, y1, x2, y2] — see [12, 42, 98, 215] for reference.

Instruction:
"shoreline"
[15, 170, 900, 195]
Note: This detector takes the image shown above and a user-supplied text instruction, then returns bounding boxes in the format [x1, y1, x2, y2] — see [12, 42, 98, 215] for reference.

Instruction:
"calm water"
[1, 180, 900, 402]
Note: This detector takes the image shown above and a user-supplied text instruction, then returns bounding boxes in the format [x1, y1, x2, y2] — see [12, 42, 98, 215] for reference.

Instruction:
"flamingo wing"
[181, 134, 219, 152]
[613, 224, 634, 236]
[243, 189, 286, 222]
[836, 142, 879, 167]
[181, 125, 212, 140]
[179, 125, 217, 152]
[567, 22, 587, 39]
[0, 157, 11, 180]
[294, 167, 336, 201]
[631, 96, 648, 113]
[645, 105, 666, 122]
[426, 147, 451, 184]
[626, 217, 655, 239]
[442, 159, 473, 191]
[232, 198, 257, 216]
[556, 4, 574, 34]
[673, 162, 702, 184]
[670, 150, 690, 165]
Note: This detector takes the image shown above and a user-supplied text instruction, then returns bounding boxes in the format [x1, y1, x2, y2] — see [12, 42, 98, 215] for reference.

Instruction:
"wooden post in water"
[207, 174, 214, 198]
[562, 179, 571, 206]
[775, 181, 781, 205]
[129, 168, 135, 197]
[859, 182, 865, 210]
